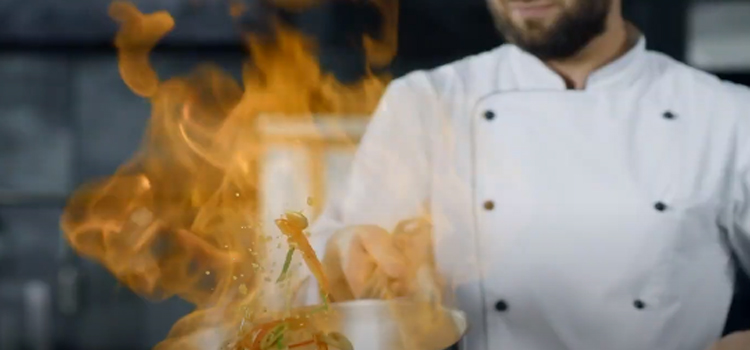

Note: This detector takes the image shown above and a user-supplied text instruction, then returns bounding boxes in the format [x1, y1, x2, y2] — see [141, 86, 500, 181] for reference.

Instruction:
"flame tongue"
[110, 2, 174, 98]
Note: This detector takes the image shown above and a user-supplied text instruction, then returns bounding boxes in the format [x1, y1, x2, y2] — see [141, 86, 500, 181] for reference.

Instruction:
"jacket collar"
[506, 35, 648, 91]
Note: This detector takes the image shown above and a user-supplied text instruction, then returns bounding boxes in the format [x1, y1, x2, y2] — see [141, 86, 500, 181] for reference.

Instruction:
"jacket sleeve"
[313, 74, 434, 236]
[731, 164, 750, 273]
[726, 82, 750, 273]
[294, 73, 436, 304]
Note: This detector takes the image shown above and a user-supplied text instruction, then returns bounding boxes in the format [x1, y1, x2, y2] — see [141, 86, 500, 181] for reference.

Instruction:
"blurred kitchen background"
[0, 0, 748, 349]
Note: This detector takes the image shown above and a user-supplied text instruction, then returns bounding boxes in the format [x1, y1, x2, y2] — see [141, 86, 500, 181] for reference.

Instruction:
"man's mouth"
[508, 0, 558, 18]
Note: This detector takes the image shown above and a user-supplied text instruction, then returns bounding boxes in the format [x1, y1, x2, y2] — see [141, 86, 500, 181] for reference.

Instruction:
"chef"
[296, 0, 750, 349]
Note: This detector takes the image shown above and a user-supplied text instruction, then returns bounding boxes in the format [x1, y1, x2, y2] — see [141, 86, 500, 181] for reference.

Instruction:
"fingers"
[334, 225, 407, 298]
[359, 272, 385, 299]
[356, 225, 408, 279]
[393, 217, 431, 236]
[345, 235, 378, 297]
[332, 223, 433, 299]
[709, 331, 750, 350]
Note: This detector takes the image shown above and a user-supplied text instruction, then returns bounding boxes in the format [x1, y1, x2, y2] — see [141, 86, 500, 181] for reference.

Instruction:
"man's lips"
[508, 1, 557, 18]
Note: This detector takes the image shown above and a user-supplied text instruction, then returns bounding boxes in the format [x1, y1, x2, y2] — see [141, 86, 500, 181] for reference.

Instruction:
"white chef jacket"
[304, 36, 750, 350]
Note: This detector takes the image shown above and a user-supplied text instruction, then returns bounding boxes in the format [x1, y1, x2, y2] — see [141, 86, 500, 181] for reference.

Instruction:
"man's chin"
[508, 36, 554, 52]
[506, 25, 555, 44]
[511, 40, 576, 60]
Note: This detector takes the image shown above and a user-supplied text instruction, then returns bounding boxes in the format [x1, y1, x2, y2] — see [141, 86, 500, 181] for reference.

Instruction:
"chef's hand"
[322, 225, 408, 300]
[706, 331, 750, 350]
[322, 218, 435, 301]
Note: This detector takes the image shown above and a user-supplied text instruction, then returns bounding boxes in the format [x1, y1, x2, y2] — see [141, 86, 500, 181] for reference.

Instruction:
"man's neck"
[545, 16, 634, 90]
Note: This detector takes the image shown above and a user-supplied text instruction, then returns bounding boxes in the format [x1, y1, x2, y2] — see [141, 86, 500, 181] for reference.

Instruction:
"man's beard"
[493, 0, 611, 60]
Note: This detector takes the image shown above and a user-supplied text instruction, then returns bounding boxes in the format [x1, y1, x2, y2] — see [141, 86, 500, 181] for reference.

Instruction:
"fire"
[60, 0, 462, 348]
[61, 0, 397, 348]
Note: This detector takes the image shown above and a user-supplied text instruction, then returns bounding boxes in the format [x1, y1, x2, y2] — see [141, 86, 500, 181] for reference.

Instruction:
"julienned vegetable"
[275, 212, 331, 295]
[242, 317, 354, 350]
[277, 247, 296, 282]
[229, 211, 354, 350]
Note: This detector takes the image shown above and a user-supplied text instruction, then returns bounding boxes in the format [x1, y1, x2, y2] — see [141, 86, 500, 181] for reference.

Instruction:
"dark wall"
[393, 0, 689, 74]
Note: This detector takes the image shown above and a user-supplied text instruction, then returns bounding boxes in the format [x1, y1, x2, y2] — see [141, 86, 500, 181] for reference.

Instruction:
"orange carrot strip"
[275, 218, 330, 294]
[289, 339, 316, 348]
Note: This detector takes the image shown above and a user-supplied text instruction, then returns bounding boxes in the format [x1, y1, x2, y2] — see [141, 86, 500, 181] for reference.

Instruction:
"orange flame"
[61, 0, 397, 348]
